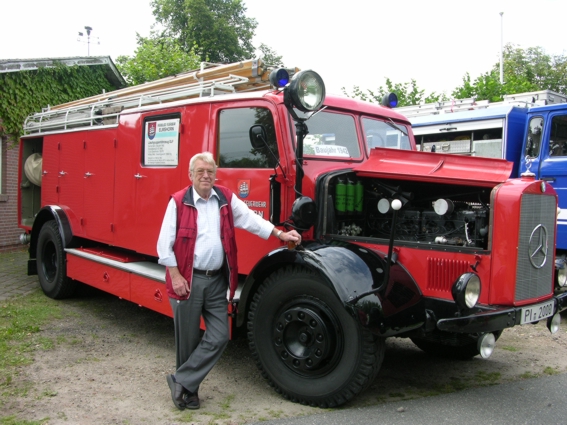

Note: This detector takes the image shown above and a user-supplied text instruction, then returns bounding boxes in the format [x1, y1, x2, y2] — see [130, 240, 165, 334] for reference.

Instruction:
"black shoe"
[166, 374, 187, 410]
[184, 390, 200, 410]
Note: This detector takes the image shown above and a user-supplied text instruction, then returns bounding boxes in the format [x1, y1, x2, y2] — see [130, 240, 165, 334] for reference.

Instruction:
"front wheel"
[36, 220, 76, 299]
[247, 266, 384, 407]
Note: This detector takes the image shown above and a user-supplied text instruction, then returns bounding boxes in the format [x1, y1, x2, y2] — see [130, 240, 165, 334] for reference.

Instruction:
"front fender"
[237, 241, 424, 335]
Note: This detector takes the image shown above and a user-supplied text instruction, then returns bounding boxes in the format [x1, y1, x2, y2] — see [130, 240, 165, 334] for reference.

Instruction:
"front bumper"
[437, 291, 567, 333]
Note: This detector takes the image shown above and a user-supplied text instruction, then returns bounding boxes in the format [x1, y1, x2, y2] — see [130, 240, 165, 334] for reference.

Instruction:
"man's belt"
[193, 268, 222, 277]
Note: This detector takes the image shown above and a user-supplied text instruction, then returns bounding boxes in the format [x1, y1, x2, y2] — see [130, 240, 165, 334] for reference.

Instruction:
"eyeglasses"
[194, 168, 216, 176]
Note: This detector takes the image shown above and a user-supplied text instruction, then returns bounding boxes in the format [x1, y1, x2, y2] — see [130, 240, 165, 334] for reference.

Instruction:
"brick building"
[0, 57, 125, 252]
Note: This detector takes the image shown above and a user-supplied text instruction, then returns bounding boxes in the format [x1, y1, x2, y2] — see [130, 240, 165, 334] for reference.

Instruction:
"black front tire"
[247, 265, 384, 407]
[36, 220, 76, 299]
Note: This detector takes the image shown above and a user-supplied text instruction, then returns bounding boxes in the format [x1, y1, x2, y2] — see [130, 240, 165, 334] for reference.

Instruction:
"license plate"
[520, 300, 555, 324]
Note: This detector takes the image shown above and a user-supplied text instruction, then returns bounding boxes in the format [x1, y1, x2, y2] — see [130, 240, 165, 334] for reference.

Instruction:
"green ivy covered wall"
[0, 63, 116, 141]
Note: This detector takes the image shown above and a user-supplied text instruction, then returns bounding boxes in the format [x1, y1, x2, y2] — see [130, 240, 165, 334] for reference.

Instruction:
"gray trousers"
[169, 273, 229, 393]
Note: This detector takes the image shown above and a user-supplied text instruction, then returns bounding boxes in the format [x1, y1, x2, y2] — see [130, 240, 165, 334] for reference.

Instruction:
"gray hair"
[189, 152, 216, 173]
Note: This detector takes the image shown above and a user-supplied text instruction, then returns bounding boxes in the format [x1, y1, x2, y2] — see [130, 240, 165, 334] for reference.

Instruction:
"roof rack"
[24, 59, 297, 135]
[396, 90, 567, 119]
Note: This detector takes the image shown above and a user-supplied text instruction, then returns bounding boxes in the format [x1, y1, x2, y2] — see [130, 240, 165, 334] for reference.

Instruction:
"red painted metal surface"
[354, 148, 513, 186]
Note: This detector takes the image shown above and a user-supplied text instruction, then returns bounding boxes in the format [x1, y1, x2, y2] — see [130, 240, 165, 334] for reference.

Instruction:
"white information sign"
[144, 119, 180, 166]
[313, 145, 350, 157]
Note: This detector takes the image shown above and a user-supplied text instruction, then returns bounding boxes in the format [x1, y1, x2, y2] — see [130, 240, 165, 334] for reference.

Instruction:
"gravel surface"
[3, 273, 567, 424]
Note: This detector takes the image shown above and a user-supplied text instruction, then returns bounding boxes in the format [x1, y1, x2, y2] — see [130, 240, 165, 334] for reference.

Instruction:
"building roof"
[0, 56, 126, 89]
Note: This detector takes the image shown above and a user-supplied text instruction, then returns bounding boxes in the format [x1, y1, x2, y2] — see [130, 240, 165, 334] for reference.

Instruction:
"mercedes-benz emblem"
[528, 224, 549, 269]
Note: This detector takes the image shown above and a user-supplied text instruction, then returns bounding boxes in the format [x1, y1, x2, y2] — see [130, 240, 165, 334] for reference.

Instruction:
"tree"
[451, 71, 506, 102]
[151, 0, 257, 63]
[451, 44, 567, 101]
[342, 78, 445, 107]
[115, 33, 201, 86]
[257, 43, 283, 67]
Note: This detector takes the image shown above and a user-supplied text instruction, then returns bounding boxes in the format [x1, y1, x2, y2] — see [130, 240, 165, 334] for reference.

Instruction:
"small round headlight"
[556, 266, 567, 287]
[452, 272, 481, 309]
[288, 70, 326, 112]
[477, 333, 496, 359]
[547, 313, 561, 334]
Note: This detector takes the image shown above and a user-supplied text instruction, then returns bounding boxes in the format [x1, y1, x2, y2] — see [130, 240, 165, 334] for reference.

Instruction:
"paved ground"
[0, 247, 40, 301]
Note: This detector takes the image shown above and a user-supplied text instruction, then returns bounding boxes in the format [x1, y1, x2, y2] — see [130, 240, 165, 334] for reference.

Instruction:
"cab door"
[209, 103, 285, 274]
[538, 112, 567, 250]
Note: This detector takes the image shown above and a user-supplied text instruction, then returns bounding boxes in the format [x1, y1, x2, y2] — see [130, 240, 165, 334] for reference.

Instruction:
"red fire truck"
[18, 60, 567, 407]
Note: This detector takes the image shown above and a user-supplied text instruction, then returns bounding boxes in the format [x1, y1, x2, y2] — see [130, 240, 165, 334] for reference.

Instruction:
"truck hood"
[353, 148, 513, 186]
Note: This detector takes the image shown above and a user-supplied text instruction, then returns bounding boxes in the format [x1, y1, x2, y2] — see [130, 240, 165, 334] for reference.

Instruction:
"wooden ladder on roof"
[23, 59, 298, 135]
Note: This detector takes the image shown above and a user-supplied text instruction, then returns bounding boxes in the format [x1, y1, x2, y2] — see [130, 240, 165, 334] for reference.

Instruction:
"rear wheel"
[247, 266, 384, 407]
[37, 220, 76, 299]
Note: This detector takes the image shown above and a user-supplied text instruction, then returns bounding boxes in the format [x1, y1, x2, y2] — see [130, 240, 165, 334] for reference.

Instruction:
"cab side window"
[218, 107, 279, 168]
[549, 115, 567, 157]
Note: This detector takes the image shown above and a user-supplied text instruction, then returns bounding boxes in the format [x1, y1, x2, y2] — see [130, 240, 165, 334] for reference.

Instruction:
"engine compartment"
[323, 172, 492, 250]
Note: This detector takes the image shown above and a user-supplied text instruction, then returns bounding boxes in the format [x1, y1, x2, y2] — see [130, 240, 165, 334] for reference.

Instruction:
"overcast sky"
[1, 0, 566, 97]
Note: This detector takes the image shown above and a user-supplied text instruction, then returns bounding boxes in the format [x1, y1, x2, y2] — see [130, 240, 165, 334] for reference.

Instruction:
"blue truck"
[397, 90, 567, 287]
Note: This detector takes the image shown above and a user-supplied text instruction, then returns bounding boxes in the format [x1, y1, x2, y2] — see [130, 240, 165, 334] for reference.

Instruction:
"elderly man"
[157, 152, 301, 410]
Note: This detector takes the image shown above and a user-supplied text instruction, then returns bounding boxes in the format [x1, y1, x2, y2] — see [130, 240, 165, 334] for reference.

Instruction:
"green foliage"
[115, 33, 201, 85]
[151, 0, 257, 63]
[342, 78, 445, 107]
[0, 64, 115, 141]
[346, 44, 567, 108]
[451, 71, 507, 102]
[499, 44, 567, 94]
[257, 43, 283, 67]
[451, 44, 567, 102]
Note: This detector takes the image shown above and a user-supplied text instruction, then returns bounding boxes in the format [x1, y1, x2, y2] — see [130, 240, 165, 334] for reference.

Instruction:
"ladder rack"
[396, 90, 567, 119]
[24, 59, 295, 135]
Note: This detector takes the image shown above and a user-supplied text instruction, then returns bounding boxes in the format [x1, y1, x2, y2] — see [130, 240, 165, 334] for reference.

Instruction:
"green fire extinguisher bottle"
[346, 179, 355, 214]
[355, 180, 364, 214]
[335, 178, 346, 216]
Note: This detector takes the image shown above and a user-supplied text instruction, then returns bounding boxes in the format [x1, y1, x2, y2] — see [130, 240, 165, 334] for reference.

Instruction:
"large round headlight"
[287, 70, 326, 112]
[452, 272, 481, 309]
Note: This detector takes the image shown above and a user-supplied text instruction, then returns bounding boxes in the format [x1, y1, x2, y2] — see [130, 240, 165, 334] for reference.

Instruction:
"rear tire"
[247, 265, 384, 407]
[37, 220, 76, 299]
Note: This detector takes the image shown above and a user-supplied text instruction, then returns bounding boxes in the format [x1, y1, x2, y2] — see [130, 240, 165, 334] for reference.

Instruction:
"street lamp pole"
[84, 26, 93, 56]
[499, 12, 504, 85]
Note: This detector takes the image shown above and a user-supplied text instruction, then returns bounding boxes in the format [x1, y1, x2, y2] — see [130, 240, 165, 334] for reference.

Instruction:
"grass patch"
[0, 290, 67, 416]
[520, 371, 538, 379]
[0, 290, 64, 370]
[500, 345, 518, 352]
[475, 371, 501, 384]
[543, 366, 558, 375]
[0, 416, 49, 425]
[266, 409, 284, 418]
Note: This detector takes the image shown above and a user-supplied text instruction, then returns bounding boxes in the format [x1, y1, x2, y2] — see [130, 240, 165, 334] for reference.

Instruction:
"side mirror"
[291, 196, 317, 230]
[249, 125, 268, 150]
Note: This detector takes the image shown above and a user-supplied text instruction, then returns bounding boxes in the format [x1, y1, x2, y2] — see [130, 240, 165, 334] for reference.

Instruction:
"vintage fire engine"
[18, 59, 567, 407]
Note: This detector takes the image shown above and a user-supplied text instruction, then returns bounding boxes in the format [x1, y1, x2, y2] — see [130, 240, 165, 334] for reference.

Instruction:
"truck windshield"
[362, 117, 412, 153]
[302, 111, 361, 158]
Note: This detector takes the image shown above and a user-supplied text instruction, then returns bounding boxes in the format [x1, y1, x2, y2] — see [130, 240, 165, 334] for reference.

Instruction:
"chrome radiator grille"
[515, 194, 556, 301]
